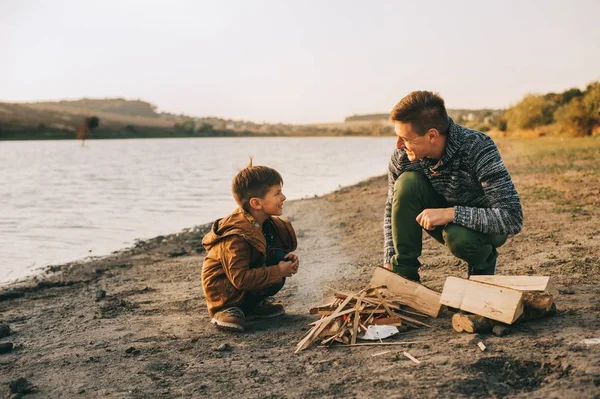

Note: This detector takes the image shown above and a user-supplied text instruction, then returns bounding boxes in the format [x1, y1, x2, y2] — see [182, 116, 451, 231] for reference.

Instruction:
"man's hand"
[383, 263, 392, 271]
[284, 253, 299, 274]
[416, 207, 455, 230]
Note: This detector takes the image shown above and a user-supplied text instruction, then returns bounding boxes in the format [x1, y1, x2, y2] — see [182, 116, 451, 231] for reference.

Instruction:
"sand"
[1, 158, 600, 397]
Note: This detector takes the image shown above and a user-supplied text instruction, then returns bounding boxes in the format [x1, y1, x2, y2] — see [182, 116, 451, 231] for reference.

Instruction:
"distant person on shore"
[383, 91, 523, 281]
[202, 160, 299, 331]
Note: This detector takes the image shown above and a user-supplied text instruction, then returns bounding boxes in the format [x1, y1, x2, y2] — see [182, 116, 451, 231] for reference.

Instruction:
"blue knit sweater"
[383, 119, 523, 264]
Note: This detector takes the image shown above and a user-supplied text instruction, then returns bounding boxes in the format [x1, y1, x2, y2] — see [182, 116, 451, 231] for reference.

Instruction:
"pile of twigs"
[295, 286, 431, 353]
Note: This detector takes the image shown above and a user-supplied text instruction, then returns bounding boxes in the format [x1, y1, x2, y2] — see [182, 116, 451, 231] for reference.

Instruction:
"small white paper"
[358, 325, 399, 341]
[582, 338, 600, 345]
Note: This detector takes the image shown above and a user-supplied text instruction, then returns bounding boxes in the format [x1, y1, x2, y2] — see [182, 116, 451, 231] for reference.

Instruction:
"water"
[1, 137, 395, 283]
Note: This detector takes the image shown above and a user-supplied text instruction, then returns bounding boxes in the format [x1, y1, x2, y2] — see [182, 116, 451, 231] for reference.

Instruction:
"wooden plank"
[372, 316, 402, 326]
[440, 277, 524, 324]
[469, 275, 558, 297]
[368, 267, 442, 318]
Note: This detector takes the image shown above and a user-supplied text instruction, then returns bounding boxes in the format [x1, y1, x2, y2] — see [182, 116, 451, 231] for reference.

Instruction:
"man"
[383, 91, 522, 281]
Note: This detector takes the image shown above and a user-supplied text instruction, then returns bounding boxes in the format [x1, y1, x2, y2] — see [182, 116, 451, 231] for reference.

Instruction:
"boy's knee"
[443, 224, 480, 258]
[393, 172, 427, 200]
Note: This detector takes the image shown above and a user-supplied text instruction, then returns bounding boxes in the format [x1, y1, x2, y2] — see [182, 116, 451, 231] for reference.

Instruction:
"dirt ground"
[1, 137, 600, 398]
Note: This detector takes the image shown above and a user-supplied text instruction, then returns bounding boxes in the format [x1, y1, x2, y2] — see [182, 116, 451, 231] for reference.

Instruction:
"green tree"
[505, 94, 554, 130]
[554, 97, 596, 136]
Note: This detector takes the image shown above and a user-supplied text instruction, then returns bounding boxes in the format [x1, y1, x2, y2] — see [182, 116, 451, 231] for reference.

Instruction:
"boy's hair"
[232, 158, 283, 210]
[389, 91, 450, 135]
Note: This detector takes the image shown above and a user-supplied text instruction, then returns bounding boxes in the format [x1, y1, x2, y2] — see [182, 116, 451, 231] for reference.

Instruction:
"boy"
[201, 160, 299, 331]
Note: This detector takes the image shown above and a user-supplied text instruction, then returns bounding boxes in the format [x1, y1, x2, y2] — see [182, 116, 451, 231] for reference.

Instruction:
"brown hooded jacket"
[201, 208, 297, 316]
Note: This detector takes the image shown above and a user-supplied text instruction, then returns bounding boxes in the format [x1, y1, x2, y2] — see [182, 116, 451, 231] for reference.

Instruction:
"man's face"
[394, 121, 433, 162]
[255, 184, 286, 216]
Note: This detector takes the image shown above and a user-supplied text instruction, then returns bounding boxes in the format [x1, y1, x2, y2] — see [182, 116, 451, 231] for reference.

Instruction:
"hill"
[0, 98, 395, 140]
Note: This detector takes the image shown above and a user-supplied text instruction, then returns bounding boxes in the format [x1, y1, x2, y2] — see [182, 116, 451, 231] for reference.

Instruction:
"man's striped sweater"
[383, 119, 523, 264]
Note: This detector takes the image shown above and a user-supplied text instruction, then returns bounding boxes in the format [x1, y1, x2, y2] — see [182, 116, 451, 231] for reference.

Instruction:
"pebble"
[0, 342, 14, 354]
[0, 324, 10, 338]
[9, 377, 33, 394]
[214, 343, 232, 352]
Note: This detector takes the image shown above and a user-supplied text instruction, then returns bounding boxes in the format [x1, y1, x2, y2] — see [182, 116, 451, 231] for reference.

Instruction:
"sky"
[1, 0, 599, 124]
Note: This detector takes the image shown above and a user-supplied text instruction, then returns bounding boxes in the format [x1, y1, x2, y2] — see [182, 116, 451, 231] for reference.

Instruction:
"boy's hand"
[278, 260, 296, 278]
[284, 253, 299, 273]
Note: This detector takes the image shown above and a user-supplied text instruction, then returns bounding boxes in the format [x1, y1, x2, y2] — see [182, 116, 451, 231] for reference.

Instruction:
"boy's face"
[253, 184, 286, 216]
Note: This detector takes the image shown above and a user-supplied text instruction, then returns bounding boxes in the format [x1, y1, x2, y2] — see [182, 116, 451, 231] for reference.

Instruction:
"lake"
[0, 137, 395, 283]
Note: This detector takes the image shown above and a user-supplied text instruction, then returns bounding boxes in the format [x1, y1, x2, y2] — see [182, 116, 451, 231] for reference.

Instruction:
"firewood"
[403, 351, 421, 364]
[369, 267, 442, 317]
[522, 291, 554, 312]
[372, 316, 403, 326]
[519, 302, 557, 322]
[451, 313, 494, 334]
[440, 277, 524, 324]
[469, 275, 558, 297]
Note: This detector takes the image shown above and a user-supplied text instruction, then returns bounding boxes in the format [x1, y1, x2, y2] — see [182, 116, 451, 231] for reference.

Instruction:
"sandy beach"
[1, 137, 600, 398]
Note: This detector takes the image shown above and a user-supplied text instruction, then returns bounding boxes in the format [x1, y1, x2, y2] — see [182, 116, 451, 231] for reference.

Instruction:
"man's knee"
[393, 171, 428, 200]
[443, 224, 481, 259]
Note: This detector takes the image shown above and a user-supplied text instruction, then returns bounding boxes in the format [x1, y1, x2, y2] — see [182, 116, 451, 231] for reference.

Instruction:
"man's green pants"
[391, 172, 508, 281]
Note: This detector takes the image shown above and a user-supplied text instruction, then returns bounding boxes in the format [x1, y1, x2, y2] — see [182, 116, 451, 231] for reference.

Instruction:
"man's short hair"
[232, 158, 283, 210]
[390, 91, 450, 135]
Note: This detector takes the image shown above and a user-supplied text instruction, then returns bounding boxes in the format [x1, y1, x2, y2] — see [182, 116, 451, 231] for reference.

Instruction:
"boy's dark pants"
[240, 249, 287, 313]
[391, 172, 508, 281]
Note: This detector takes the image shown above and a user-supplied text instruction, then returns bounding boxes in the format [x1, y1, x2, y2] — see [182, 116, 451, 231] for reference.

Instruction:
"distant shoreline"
[0, 130, 391, 141]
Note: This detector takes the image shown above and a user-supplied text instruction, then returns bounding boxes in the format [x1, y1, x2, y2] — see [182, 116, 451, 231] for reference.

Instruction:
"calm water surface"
[1, 137, 395, 283]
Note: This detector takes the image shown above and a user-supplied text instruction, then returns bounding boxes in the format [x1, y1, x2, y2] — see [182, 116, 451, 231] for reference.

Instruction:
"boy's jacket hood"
[202, 207, 297, 255]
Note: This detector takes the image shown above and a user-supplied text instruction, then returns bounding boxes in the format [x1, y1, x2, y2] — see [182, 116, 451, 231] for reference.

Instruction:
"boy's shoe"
[247, 297, 285, 320]
[211, 307, 246, 331]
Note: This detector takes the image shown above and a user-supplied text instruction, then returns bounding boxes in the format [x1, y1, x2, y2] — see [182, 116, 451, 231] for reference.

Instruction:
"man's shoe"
[469, 263, 496, 276]
[247, 297, 285, 319]
[211, 307, 246, 331]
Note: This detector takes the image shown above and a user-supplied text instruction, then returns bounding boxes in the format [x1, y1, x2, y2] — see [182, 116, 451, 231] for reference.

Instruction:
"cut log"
[519, 302, 557, 322]
[369, 267, 442, 318]
[522, 292, 554, 312]
[440, 277, 524, 324]
[451, 313, 493, 333]
[469, 275, 558, 297]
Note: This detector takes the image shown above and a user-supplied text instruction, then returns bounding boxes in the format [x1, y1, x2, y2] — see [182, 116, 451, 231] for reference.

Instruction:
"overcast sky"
[1, 0, 599, 124]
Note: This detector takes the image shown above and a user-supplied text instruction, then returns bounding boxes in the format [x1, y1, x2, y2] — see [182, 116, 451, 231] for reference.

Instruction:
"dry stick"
[396, 308, 429, 318]
[351, 294, 365, 345]
[372, 350, 392, 357]
[322, 318, 350, 346]
[362, 303, 383, 325]
[403, 351, 421, 364]
[322, 340, 426, 348]
[308, 308, 355, 326]
[296, 294, 354, 353]
[374, 290, 396, 318]
[335, 291, 403, 312]
[394, 313, 432, 328]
